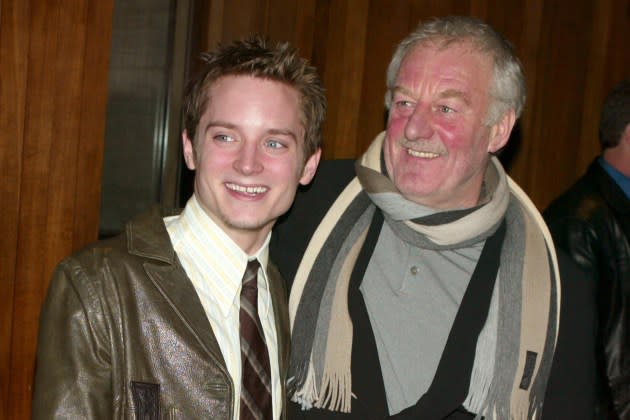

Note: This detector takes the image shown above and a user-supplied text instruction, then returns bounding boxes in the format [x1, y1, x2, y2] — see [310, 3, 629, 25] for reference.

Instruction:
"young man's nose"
[233, 141, 264, 175]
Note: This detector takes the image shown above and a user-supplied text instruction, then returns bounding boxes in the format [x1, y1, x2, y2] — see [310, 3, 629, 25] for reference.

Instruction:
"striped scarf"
[288, 132, 561, 419]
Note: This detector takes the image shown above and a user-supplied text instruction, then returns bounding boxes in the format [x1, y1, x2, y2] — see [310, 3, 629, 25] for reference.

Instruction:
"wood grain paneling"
[0, 0, 113, 418]
[319, 0, 370, 157]
[73, 0, 113, 248]
[0, 1, 29, 418]
[576, 1, 611, 179]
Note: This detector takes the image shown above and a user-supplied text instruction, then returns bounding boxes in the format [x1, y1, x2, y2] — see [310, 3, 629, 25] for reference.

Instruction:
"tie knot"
[242, 259, 260, 286]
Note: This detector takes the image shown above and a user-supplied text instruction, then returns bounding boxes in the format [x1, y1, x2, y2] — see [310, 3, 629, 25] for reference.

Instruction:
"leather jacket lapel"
[146, 262, 227, 368]
[126, 206, 227, 369]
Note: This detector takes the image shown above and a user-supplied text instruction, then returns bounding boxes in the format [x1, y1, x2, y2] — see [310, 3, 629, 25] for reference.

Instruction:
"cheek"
[383, 134, 399, 177]
[434, 121, 471, 150]
[195, 157, 220, 176]
[266, 156, 303, 182]
[385, 116, 408, 155]
[387, 114, 407, 137]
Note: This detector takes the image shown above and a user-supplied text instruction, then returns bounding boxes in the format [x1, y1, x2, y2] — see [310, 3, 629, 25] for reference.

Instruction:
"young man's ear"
[182, 130, 196, 170]
[488, 109, 516, 153]
[299, 148, 322, 186]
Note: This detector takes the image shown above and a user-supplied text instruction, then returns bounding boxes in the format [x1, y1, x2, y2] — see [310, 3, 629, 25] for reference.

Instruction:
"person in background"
[272, 15, 595, 419]
[545, 78, 630, 419]
[32, 36, 324, 419]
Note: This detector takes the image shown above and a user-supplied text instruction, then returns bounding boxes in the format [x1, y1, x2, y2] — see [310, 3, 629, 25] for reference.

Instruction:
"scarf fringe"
[314, 371, 352, 412]
[466, 370, 492, 415]
[291, 362, 319, 410]
[292, 364, 352, 413]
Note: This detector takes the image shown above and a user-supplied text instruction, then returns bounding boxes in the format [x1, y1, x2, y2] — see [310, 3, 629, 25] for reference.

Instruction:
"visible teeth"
[226, 183, 267, 194]
[407, 149, 440, 158]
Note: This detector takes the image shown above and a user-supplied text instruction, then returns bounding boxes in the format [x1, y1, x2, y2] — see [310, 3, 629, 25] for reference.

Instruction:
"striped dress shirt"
[164, 195, 281, 419]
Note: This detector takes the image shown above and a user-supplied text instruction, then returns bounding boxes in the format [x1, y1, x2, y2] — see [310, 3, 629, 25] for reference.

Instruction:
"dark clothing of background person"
[545, 158, 630, 419]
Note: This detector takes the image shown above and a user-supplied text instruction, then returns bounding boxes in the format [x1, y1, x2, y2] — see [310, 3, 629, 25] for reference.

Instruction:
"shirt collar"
[184, 195, 273, 317]
[599, 156, 630, 200]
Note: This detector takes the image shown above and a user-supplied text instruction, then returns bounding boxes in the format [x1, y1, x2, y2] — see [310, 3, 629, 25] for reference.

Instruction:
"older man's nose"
[404, 106, 434, 140]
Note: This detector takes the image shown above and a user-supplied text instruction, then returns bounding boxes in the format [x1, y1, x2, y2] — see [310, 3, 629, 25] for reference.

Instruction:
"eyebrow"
[205, 121, 298, 142]
[267, 128, 298, 142]
[438, 89, 471, 106]
[392, 86, 414, 98]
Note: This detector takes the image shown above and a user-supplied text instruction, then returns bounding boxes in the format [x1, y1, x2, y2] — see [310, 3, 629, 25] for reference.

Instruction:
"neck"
[232, 230, 270, 256]
[602, 144, 630, 178]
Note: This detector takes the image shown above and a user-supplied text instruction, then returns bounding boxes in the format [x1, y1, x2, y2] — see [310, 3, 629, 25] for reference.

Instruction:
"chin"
[227, 220, 266, 231]
[224, 216, 273, 232]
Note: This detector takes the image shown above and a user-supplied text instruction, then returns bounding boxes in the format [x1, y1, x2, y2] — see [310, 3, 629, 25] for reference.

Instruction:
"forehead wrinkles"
[394, 71, 477, 108]
[399, 45, 493, 107]
[440, 89, 472, 106]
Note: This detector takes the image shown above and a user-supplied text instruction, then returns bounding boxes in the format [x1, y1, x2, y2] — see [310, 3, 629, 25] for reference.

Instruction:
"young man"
[32, 36, 324, 420]
[545, 79, 630, 419]
[272, 16, 595, 419]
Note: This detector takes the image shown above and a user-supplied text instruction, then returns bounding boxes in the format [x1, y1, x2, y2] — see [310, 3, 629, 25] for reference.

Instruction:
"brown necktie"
[239, 259, 273, 420]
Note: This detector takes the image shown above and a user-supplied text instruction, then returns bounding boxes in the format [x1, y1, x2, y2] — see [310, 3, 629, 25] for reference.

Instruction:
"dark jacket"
[32, 207, 290, 419]
[273, 160, 596, 419]
[545, 158, 630, 419]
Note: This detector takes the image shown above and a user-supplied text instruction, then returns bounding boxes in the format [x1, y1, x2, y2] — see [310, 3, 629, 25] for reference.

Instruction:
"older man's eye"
[396, 100, 414, 108]
[438, 105, 455, 113]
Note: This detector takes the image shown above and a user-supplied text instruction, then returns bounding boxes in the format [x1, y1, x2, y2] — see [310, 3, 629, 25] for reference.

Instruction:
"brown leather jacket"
[32, 207, 290, 419]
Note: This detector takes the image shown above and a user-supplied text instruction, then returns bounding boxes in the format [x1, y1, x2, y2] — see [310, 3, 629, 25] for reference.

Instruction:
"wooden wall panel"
[523, 2, 593, 205]
[0, 2, 29, 419]
[200, 0, 319, 69]
[287, 0, 318, 59]
[606, 0, 630, 86]
[319, 0, 370, 157]
[509, 0, 545, 190]
[0, 0, 113, 418]
[222, 0, 268, 39]
[576, 1, 612, 176]
[74, 0, 115, 248]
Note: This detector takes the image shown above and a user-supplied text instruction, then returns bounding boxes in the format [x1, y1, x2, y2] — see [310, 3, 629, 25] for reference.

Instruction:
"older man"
[272, 16, 594, 419]
[32, 37, 324, 419]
